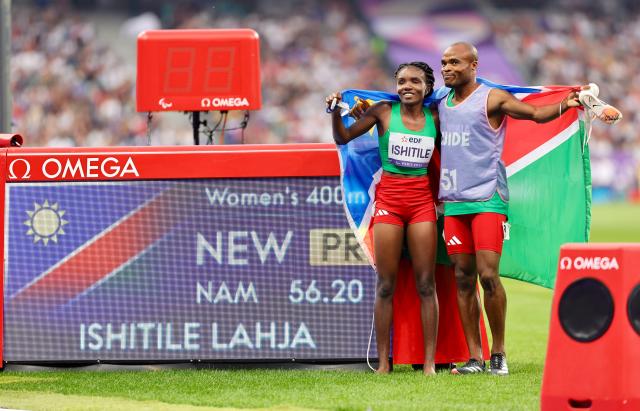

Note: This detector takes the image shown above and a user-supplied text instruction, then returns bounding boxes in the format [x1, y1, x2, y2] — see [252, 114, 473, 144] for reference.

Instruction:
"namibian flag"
[337, 78, 591, 289]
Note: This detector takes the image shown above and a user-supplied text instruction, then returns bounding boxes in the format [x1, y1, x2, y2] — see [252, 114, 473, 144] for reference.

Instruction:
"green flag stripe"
[506, 120, 580, 178]
[501, 126, 589, 288]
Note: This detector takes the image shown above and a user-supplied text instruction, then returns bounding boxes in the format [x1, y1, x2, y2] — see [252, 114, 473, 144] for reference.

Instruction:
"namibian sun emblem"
[24, 200, 68, 245]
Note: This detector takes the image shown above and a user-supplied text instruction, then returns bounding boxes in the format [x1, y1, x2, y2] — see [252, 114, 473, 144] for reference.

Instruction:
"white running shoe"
[489, 352, 509, 376]
[578, 83, 622, 125]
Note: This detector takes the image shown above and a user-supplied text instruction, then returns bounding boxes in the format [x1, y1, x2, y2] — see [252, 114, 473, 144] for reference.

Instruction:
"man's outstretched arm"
[489, 88, 580, 124]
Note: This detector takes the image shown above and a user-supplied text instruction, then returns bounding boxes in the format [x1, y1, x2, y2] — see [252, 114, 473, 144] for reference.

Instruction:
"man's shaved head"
[441, 42, 479, 88]
[446, 42, 478, 63]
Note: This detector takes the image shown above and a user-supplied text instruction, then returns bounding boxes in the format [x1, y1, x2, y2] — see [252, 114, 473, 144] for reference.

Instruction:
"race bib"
[388, 132, 434, 168]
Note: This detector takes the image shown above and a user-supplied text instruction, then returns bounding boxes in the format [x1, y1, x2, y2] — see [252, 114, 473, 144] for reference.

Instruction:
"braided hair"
[394, 61, 435, 98]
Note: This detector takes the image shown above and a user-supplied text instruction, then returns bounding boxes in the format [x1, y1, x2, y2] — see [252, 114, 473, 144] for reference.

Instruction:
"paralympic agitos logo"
[559, 256, 620, 271]
[8, 157, 139, 180]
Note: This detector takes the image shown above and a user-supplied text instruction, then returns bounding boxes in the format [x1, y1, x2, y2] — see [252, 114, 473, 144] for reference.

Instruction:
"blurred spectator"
[491, 4, 640, 199]
[11, 6, 149, 146]
[9, 0, 640, 198]
[202, 0, 390, 144]
[10, 0, 390, 146]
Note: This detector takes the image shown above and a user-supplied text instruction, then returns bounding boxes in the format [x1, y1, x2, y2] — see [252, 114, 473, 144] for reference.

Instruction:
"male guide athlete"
[438, 42, 592, 375]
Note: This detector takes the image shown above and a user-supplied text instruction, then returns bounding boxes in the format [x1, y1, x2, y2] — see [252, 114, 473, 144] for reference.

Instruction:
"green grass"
[0, 202, 638, 410]
[590, 202, 640, 242]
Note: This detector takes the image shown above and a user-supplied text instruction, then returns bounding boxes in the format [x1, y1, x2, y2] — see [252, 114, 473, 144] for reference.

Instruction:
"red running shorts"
[372, 173, 436, 226]
[444, 212, 507, 255]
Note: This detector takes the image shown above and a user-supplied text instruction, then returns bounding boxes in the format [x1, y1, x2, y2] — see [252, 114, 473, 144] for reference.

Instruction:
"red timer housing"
[136, 29, 261, 112]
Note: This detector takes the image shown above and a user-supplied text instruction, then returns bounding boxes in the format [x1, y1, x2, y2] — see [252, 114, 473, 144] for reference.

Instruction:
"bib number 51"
[441, 168, 457, 191]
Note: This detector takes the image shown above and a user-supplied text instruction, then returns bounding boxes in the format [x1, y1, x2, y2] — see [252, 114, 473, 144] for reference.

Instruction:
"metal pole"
[192, 111, 200, 145]
[0, 0, 11, 133]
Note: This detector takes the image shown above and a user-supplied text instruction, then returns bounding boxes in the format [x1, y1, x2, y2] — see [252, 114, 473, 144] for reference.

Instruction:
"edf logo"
[400, 136, 421, 144]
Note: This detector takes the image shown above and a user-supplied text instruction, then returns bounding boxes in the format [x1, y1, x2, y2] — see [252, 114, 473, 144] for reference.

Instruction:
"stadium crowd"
[492, 7, 640, 199]
[10, 6, 144, 147]
[9, 1, 389, 146]
[8, 1, 640, 198]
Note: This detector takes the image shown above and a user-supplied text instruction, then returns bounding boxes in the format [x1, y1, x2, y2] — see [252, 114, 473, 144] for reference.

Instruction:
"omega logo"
[8, 158, 31, 180]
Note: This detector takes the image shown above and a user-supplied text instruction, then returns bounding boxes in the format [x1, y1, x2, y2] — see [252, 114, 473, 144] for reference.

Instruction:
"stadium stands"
[492, 6, 640, 200]
[10, 1, 389, 146]
[8, 1, 640, 199]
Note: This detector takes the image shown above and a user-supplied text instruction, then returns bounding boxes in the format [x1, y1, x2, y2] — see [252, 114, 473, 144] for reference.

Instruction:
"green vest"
[379, 102, 436, 176]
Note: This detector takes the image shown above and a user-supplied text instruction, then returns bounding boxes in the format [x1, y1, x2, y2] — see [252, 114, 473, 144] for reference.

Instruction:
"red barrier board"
[5, 144, 338, 182]
[541, 243, 640, 410]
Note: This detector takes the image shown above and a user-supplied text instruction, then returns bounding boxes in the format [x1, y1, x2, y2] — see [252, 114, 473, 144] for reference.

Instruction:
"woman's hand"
[349, 97, 371, 119]
[325, 92, 342, 113]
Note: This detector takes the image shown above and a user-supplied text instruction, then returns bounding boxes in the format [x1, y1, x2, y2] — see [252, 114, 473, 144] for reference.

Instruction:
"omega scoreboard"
[136, 29, 262, 112]
[0, 145, 376, 364]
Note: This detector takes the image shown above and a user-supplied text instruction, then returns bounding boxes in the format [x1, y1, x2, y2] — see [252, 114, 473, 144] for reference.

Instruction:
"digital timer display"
[136, 29, 262, 112]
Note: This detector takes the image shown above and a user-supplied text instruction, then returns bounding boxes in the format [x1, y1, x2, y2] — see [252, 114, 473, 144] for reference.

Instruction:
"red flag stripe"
[11, 189, 177, 306]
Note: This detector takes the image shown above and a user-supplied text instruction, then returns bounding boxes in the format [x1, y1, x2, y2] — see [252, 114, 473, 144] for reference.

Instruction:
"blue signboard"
[3, 177, 376, 361]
